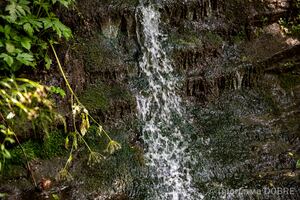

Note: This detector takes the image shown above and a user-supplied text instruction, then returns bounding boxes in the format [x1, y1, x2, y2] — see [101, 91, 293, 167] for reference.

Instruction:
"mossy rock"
[168, 30, 202, 48]
[76, 34, 122, 72]
[7, 131, 66, 166]
[79, 81, 133, 112]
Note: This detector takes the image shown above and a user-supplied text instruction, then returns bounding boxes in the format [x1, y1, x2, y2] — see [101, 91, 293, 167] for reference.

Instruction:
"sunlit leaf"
[5, 42, 15, 53]
[50, 86, 66, 98]
[72, 133, 78, 150]
[0, 53, 14, 66]
[105, 140, 121, 154]
[4, 25, 11, 39]
[6, 112, 15, 119]
[4, 137, 15, 144]
[65, 136, 69, 149]
[20, 37, 31, 50]
[297, 160, 300, 169]
[41, 18, 53, 29]
[2, 149, 11, 159]
[52, 194, 59, 200]
[5, 1, 18, 22]
[16, 52, 35, 66]
[66, 154, 72, 166]
[44, 54, 52, 69]
[23, 23, 33, 36]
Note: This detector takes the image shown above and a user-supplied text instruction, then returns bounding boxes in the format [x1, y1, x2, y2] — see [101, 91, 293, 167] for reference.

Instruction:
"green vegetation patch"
[168, 29, 202, 47]
[8, 131, 66, 166]
[79, 81, 132, 112]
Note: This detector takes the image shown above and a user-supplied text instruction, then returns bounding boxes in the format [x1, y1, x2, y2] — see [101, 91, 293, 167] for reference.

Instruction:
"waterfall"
[135, 2, 202, 200]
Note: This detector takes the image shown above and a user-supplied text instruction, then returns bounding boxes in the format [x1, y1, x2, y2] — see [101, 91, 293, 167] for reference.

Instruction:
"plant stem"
[50, 43, 80, 104]
[50, 43, 113, 142]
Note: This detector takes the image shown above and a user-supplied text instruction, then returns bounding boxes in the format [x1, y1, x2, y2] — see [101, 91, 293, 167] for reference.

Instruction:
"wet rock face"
[56, 0, 140, 123]
[56, 0, 300, 198]
[2, 0, 300, 199]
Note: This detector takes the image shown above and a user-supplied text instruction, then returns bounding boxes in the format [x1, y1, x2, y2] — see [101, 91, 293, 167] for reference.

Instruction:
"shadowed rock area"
[1, 0, 300, 199]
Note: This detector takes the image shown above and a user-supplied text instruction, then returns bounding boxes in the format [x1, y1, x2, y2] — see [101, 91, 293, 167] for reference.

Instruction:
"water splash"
[136, 3, 202, 200]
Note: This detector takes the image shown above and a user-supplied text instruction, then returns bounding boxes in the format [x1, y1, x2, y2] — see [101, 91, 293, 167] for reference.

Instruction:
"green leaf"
[2, 149, 11, 159]
[0, 40, 3, 48]
[57, 0, 74, 8]
[20, 17, 43, 30]
[23, 23, 34, 36]
[0, 53, 14, 66]
[72, 133, 77, 150]
[6, 43, 15, 53]
[37, 40, 48, 50]
[16, 52, 35, 66]
[50, 86, 66, 97]
[45, 54, 52, 69]
[65, 136, 69, 149]
[52, 19, 72, 39]
[12, 34, 21, 42]
[21, 37, 31, 50]
[5, 1, 18, 22]
[4, 25, 11, 38]
[0, 193, 7, 198]
[52, 194, 60, 200]
[4, 137, 15, 144]
[41, 18, 53, 29]
[297, 160, 300, 169]
[5, 0, 30, 22]
[18, 0, 31, 13]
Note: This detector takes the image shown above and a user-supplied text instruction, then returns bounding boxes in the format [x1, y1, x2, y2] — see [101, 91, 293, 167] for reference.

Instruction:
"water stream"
[136, 2, 201, 200]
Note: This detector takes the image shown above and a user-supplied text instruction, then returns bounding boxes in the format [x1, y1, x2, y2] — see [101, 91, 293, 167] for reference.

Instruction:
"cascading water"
[135, 2, 202, 200]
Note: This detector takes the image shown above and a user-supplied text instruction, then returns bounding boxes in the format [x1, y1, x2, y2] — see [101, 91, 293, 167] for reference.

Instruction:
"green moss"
[79, 81, 132, 112]
[204, 31, 224, 47]
[168, 31, 202, 47]
[7, 131, 66, 166]
[42, 131, 67, 158]
[67, 120, 145, 196]
[232, 29, 247, 44]
[9, 140, 42, 165]
[76, 33, 123, 73]
[84, 125, 110, 152]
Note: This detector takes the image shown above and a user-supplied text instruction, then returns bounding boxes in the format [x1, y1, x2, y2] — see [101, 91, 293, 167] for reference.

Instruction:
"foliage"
[0, 125, 15, 171]
[0, 78, 55, 169]
[0, 0, 71, 173]
[0, 0, 73, 74]
[279, 0, 300, 37]
[50, 86, 66, 98]
[297, 159, 300, 169]
[0, 0, 121, 182]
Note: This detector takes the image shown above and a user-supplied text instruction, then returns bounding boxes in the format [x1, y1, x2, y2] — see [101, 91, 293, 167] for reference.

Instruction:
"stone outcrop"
[1, 0, 300, 199]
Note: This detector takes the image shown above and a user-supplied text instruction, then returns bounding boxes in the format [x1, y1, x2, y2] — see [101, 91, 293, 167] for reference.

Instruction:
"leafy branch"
[0, 0, 121, 183]
[0, 0, 73, 73]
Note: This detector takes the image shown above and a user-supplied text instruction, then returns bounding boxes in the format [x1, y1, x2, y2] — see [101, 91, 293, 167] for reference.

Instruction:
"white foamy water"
[136, 3, 202, 200]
